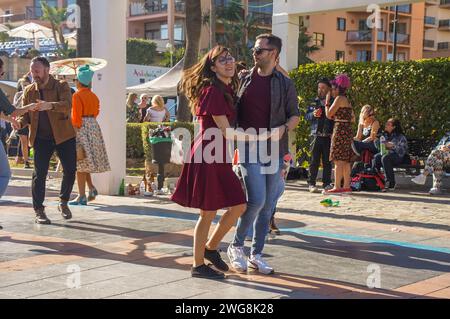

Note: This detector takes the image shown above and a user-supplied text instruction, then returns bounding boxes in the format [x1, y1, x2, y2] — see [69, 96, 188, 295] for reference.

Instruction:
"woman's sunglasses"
[216, 55, 235, 65]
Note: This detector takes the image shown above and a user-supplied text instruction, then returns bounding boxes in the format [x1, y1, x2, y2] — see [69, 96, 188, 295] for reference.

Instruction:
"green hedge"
[126, 124, 145, 158]
[127, 122, 195, 161]
[290, 57, 450, 164]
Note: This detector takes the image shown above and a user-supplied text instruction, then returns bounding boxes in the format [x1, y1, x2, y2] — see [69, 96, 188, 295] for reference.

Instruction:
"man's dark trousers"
[32, 137, 76, 210]
[308, 136, 332, 187]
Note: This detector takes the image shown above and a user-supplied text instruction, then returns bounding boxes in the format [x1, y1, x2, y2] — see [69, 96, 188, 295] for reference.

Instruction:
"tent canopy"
[126, 58, 184, 97]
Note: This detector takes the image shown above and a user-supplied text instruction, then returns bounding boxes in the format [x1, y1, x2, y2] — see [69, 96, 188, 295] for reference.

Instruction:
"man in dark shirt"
[227, 34, 300, 275]
[305, 78, 335, 193]
[17, 57, 76, 225]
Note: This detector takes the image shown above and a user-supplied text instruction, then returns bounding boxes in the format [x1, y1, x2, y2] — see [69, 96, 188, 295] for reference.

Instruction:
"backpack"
[351, 168, 385, 192]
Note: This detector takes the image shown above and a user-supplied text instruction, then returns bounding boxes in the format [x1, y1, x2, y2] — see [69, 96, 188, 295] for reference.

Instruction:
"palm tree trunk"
[209, 0, 216, 49]
[76, 0, 92, 57]
[177, 0, 202, 122]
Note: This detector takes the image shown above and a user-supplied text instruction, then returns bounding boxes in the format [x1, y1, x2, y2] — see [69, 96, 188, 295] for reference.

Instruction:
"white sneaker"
[412, 174, 427, 185]
[309, 185, 320, 193]
[247, 254, 274, 275]
[227, 245, 247, 273]
[323, 184, 334, 191]
[429, 188, 442, 195]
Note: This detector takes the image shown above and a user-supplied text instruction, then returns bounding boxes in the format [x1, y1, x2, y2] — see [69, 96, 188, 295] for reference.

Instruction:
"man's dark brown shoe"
[58, 202, 72, 220]
[35, 208, 51, 225]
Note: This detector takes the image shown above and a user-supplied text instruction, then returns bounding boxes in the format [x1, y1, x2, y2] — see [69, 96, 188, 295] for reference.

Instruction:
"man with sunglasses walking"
[227, 34, 300, 275]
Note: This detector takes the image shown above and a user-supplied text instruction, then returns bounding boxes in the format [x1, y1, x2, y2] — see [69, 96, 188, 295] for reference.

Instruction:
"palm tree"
[209, 0, 216, 49]
[40, 2, 67, 52]
[298, 27, 320, 65]
[76, 0, 92, 57]
[217, 1, 261, 65]
[177, 0, 202, 122]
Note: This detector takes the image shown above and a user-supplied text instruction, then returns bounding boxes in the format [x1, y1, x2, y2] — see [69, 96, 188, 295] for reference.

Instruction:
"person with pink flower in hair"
[324, 74, 355, 194]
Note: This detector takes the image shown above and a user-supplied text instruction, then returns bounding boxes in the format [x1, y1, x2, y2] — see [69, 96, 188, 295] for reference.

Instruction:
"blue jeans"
[232, 158, 285, 256]
[246, 176, 285, 238]
[354, 140, 379, 155]
[0, 143, 11, 198]
[372, 152, 403, 184]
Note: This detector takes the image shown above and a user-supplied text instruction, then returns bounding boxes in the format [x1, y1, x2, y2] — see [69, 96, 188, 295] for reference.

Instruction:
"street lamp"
[166, 42, 174, 68]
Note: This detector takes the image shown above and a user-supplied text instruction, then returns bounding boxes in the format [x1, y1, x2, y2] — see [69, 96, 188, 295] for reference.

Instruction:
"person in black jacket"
[305, 78, 335, 193]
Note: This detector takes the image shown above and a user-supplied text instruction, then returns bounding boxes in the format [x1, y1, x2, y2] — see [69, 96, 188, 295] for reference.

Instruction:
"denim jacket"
[383, 132, 408, 158]
[305, 97, 334, 137]
[236, 67, 300, 158]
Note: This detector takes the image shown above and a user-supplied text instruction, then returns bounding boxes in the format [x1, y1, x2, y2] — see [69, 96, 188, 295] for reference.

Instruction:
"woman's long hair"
[179, 46, 238, 115]
[126, 93, 137, 108]
[388, 118, 404, 135]
[359, 104, 375, 125]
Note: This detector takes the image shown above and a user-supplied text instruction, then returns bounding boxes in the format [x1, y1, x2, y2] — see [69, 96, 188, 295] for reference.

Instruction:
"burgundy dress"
[170, 85, 246, 211]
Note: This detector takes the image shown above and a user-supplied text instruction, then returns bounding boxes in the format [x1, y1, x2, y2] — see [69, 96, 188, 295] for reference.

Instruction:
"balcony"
[438, 42, 450, 50]
[346, 30, 386, 43]
[0, 13, 26, 24]
[423, 39, 436, 50]
[440, 0, 450, 8]
[249, 11, 272, 26]
[129, 2, 168, 17]
[424, 16, 437, 28]
[387, 5, 412, 14]
[388, 33, 410, 45]
[439, 19, 450, 30]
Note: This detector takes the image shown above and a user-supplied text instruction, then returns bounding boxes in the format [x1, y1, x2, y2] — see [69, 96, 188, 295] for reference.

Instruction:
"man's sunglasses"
[252, 47, 274, 55]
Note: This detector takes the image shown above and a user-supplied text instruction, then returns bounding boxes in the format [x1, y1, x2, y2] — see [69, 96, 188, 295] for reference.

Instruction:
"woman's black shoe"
[204, 248, 229, 272]
[191, 264, 225, 280]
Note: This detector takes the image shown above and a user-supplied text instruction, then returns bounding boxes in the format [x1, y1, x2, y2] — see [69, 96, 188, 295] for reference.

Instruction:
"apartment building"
[423, 0, 450, 58]
[127, 0, 272, 52]
[0, 0, 75, 27]
[302, 3, 425, 63]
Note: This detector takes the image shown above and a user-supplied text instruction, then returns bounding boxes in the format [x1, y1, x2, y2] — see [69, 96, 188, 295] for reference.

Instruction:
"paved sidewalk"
[0, 176, 449, 299]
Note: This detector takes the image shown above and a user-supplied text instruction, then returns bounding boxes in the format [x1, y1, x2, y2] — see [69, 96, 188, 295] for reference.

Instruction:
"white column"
[272, 13, 299, 71]
[90, 0, 127, 195]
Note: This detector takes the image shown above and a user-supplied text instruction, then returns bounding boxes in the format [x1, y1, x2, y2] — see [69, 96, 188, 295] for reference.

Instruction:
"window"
[377, 50, 383, 61]
[34, 0, 58, 17]
[313, 33, 325, 47]
[359, 19, 369, 31]
[145, 22, 162, 40]
[160, 24, 168, 40]
[336, 51, 345, 62]
[337, 18, 346, 31]
[357, 50, 372, 62]
[397, 52, 406, 61]
[174, 19, 184, 41]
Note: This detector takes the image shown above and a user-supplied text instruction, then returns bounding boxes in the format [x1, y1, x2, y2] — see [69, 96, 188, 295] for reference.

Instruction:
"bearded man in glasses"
[227, 34, 300, 275]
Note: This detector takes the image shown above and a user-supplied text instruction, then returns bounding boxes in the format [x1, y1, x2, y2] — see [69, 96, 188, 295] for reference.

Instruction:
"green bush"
[127, 38, 157, 66]
[290, 58, 450, 164]
[126, 124, 145, 158]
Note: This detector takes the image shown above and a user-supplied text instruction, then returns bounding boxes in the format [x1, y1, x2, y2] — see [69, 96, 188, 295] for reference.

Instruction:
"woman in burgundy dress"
[171, 46, 269, 279]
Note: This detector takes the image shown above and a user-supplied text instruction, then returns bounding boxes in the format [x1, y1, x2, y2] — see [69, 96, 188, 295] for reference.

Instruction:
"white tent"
[126, 58, 184, 97]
